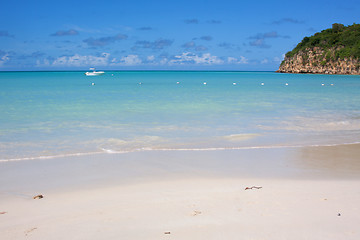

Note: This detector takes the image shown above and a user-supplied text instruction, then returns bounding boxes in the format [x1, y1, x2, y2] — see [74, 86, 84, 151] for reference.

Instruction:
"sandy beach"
[1, 144, 360, 239]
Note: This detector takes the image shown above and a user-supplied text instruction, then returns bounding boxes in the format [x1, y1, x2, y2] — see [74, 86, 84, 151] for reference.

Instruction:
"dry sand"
[1, 144, 360, 239]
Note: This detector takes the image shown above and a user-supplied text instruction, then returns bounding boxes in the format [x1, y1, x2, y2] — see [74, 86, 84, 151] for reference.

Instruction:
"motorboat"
[85, 68, 105, 76]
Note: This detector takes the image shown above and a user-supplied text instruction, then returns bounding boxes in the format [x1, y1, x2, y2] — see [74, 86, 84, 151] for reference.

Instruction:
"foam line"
[1, 142, 359, 163]
[0, 151, 104, 163]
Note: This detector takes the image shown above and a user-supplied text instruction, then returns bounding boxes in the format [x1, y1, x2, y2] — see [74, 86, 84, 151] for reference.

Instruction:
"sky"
[0, 0, 359, 71]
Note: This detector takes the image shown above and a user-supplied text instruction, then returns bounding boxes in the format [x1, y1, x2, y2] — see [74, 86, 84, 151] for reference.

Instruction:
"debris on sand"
[245, 186, 262, 190]
[192, 210, 202, 216]
[25, 227, 37, 236]
[33, 194, 44, 199]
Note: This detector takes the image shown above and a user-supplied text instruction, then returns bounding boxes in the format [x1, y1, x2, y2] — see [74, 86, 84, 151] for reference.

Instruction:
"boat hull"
[85, 71, 105, 76]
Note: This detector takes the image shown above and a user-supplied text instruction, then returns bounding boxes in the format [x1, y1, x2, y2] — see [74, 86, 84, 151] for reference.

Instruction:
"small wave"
[100, 148, 130, 154]
[142, 141, 360, 152]
[1, 141, 360, 163]
[0, 151, 104, 163]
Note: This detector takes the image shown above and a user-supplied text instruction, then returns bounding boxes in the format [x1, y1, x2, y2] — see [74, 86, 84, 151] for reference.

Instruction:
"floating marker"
[321, 83, 325, 86]
[233, 83, 237, 85]
[176, 82, 180, 84]
[91, 82, 95, 86]
[261, 83, 264, 86]
[203, 82, 207, 85]
[285, 83, 289, 86]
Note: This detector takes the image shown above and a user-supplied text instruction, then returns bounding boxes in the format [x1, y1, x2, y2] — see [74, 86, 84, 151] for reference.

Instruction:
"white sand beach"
[1, 145, 360, 240]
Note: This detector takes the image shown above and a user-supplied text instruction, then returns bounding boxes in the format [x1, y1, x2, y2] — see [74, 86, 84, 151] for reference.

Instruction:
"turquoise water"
[1, 71, 360, 160]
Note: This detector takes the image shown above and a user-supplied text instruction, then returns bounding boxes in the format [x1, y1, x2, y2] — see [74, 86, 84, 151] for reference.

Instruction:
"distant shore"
[1, 144, 360, 239]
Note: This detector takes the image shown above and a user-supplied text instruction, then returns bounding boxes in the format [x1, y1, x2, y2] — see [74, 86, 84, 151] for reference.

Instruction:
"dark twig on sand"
[245, 186, 262, 190]
[33, 194, 44, 199]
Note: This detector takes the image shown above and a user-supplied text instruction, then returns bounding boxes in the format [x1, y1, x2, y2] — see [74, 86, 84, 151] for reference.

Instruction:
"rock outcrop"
[277, 23, 360, 75]
[277, 47, 360, 75]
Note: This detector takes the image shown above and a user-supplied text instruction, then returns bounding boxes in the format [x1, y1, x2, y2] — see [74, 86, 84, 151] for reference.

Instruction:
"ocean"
[1, 71, 360, 161]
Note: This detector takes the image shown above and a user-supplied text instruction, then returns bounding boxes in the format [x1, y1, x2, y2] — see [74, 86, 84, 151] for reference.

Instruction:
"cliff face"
[277, 23, 360, 75]
[277, 47, 360, 75]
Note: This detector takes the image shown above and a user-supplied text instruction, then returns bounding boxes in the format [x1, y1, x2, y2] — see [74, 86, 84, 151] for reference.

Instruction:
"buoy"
[321, 83, 325, 86]
[176, 82, 180, 84]
[261, 83, 264, 86]
[203, 82, 207, 85]
[285, 83, 288, 86]
[91, 82, 95, 86]
[233, 83, 236, 85]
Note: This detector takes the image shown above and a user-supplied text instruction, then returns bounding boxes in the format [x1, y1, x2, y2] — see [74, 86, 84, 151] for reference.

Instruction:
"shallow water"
[1, 71, 359, 160]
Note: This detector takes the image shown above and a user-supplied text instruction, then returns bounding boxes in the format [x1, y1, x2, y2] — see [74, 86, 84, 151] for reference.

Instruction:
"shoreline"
[1, 141, 360, 163]
[1, 144, 360, 239]
[276, 69, 360, 75]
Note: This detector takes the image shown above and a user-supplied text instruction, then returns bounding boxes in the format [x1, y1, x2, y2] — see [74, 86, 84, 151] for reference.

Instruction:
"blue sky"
[0, 0, 359, 71]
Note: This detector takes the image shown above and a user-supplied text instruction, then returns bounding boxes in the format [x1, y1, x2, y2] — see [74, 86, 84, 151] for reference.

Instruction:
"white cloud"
[273, 56, 281, 63]
[147, 55, 155, 61]
[169, 52, 224, 65]
[238, 56, 248, 64]
[227, 56, 248, 64]
[159, 57, 168, 65]
[110, 54, 142, 66]
[261, 58, 269, 64]
[46, 53, 110, 67]
[33, 52, 251, 68]
[227, 57, 237, 63]
[0, 53, 10, 66]
[36, 58, 50, 67]
[121, 55, 142, 65]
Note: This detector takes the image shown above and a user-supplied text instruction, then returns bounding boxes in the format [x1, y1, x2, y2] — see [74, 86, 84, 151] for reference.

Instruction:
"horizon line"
[0, 70, 276, 73]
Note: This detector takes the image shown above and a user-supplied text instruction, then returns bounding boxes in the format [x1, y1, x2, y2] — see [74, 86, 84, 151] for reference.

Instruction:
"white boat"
[85, 68, 105, 76]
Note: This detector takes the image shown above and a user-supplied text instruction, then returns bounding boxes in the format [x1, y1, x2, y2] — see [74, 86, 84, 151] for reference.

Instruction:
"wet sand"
[1, 144, 360, 239]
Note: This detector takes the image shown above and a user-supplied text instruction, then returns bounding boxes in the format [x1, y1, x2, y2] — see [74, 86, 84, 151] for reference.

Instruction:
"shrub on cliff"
[284, 23, 360, 60]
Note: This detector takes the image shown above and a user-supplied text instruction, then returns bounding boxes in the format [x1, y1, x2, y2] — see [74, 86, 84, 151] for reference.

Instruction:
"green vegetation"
[284, 23, 360, 60]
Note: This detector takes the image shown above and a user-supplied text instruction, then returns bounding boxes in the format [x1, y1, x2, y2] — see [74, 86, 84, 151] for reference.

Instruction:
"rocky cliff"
[277, 23, 360, 75]
[277, 47, 360, 74]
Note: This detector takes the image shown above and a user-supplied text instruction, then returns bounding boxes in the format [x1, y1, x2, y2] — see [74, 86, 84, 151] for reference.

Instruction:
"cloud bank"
[50, 29, 79, 37]
[184, 19, 199, 24]
[169, 52, 223, 65]
[83, 34, 128, 47]
[272, 18, 305, 25]
[0, 30, 14, 38]
[249, 31, 289, 48]
[0, 50, 10, 66]
[37, 53, 110, 67]
[33, 51, 250, 68]
[133, 39, 174, 50]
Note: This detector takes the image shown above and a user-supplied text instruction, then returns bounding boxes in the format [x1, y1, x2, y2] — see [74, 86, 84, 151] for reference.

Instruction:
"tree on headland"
[283, 23, 360, 60]
[278, 23, 360, 74]
[331, 23, 345, 33]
